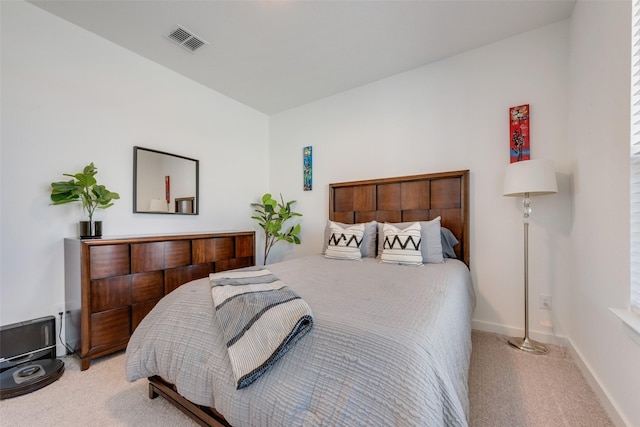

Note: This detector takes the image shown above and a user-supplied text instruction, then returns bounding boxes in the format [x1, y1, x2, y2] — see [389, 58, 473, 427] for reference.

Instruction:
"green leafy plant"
[251, 193, 302, 265]
[50, 162, 120, 222]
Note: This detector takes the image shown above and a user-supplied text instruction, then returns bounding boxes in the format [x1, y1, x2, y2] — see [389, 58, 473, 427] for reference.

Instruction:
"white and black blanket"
[210, 268, 313, 389]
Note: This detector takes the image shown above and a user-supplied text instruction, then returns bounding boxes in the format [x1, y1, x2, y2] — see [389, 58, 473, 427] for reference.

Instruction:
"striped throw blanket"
[210, 269, 314, 389]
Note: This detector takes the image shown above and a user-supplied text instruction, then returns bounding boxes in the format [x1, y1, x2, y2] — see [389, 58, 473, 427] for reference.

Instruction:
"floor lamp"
[503, 159, 558, 354]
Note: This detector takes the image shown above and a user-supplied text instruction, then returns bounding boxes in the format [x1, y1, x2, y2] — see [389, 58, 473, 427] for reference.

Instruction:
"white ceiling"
[28, 0, 576, 114]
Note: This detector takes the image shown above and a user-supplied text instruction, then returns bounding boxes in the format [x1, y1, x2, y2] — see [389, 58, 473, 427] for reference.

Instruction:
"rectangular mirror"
[133, 146, 199, 215]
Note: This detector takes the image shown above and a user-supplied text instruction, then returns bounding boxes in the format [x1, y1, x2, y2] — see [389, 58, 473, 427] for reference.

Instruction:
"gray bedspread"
[126, 255, 476, 426]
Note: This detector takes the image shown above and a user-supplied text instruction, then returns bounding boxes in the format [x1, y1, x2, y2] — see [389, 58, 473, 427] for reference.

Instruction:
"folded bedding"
[210, 268, 313, 389]
[126, 255, 475, 427]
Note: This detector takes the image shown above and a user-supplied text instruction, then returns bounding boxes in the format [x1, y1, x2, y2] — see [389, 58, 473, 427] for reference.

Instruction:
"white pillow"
[324, 222, 365, 260]
[321, 220, 377, 258]
[377, 217, 444, 264]
[380, 222, 423, 266]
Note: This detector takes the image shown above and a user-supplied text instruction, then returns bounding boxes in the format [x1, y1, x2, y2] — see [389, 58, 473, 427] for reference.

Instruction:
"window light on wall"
[611, 0, 640, 338]
[630, 0, 640, 315]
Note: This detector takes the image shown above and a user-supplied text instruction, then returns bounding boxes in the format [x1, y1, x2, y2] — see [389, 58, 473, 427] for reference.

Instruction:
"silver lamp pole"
[503, 159, 558, 355]
[507, 193, 548, 354]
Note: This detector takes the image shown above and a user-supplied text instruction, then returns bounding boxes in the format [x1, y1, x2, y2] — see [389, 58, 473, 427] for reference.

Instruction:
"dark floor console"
[0, 316, 65, 399]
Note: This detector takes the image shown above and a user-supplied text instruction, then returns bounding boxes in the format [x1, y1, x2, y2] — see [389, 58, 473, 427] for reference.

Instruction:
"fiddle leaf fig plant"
[251, 193, 302, 265]
[50, 162, 120, 222]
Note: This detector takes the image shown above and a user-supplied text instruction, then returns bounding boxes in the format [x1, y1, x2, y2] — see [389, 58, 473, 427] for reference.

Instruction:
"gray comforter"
[126, 255, 476, 426]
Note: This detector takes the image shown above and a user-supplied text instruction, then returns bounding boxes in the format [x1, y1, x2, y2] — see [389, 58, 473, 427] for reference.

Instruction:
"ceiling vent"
[166, 25, 209, 53]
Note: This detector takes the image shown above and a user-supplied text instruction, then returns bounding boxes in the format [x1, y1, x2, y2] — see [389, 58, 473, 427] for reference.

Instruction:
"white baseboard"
[567, 340, 629, 427]
[472, 319, 628, 427]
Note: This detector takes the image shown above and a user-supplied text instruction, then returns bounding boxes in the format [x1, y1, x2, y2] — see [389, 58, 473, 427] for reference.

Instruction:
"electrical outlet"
[54, 304, 65, 317]
[540, 320, 553, 328]
[539, 294, 552, 310]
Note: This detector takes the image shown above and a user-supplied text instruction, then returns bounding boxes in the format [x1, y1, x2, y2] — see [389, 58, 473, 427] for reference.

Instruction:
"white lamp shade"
[503, 159, 558, 196]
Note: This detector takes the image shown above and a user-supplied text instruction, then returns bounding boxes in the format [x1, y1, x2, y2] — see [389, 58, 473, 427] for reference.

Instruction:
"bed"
[125, 170, 474, 426]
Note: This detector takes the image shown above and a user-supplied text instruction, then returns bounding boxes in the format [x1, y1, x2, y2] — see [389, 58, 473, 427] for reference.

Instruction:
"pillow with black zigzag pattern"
[324, 222, 365, 260]
[380, 222, 423, 266]
[377, 217, 444, 264]
[321, 220, 377, 258]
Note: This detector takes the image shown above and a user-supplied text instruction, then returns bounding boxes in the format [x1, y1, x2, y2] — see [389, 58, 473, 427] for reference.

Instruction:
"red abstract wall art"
[509, 104, 530, 163]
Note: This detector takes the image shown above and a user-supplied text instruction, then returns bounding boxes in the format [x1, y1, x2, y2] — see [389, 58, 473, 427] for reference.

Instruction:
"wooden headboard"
[329, 170, 470, 266]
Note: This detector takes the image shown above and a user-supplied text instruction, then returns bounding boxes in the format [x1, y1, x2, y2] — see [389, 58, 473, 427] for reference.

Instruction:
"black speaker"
[0, 316, 65, 399]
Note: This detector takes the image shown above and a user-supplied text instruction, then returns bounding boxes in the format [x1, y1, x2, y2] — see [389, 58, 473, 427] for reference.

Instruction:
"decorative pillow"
[324, 222, 365, 260]
[380, 222, 423, 266]
[377, 217, 444, 263]
[441, 227, 459, 259]
[322, 220, 377, 258]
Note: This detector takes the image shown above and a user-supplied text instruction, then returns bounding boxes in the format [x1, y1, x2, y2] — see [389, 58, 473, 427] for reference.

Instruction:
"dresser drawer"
[131, 271, 164, 303]
[235, 235, 254, 258]
[90, 306, 130, 347]
[131, 242, 165, 273]
[164, 265, 194, 294]
[191, 263, 213, 281]
[216, 257, 253, 272]
[90, 276, 131, 313]
[132, 299, 161, 331]
[89, 245, 130, 279]
[164, 240, 191, 268]
[192, 237, 234, 263]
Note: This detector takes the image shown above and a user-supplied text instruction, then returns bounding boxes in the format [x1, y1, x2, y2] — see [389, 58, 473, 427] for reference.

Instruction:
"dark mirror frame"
[133, 146, 199, 215]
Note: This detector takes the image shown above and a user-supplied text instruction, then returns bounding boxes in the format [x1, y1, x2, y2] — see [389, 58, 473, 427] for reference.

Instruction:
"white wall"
[2, 0, 638, 424]
[568, 1, 640, 425]
[269, 21, 573, 345]
[0, 1, 269, 353]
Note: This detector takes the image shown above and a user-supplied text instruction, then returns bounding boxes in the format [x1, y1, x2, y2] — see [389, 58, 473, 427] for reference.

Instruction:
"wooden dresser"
[64, 231, 255, 370]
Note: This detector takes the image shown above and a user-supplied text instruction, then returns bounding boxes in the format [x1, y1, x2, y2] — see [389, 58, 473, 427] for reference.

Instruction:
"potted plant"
[251, 193, 302, 265]
[50, 162, 120, 238]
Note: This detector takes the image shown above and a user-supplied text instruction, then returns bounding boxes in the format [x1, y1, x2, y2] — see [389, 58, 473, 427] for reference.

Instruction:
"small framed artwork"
[303, 146, 312, 191]
[509, 104, 530, 163]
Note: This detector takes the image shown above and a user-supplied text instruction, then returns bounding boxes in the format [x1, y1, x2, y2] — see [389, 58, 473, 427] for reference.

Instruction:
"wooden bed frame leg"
[146, 376, 231, 427]
[149, 382, 159, 399]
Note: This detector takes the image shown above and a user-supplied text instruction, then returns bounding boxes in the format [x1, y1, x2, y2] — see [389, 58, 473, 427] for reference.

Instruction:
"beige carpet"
[469, 331, 613, 427]
[0, 330, 614, 426]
